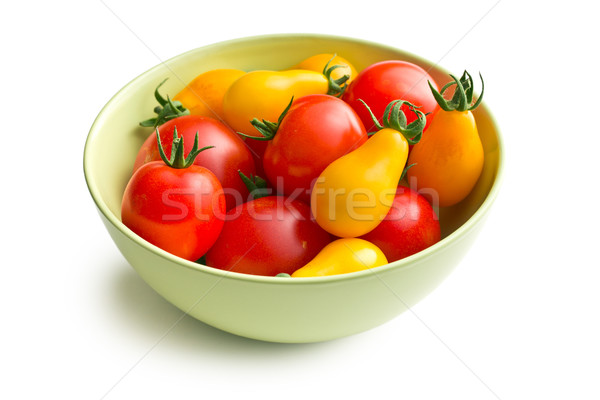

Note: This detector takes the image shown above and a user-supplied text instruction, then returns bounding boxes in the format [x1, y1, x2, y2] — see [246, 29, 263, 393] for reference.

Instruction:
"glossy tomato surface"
[360, 186, 440, 262]
[121, 161, 226, 261]
[133, 115, 255, 210]
[343, 60, 439, 133]
[407, 109, 484, 207]
[263, 94, 367, 203]
[205, 196, 331, 276]
[222, 70, 332, 137]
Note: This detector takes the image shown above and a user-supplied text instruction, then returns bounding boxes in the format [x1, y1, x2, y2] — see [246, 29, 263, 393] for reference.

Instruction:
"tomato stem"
[399, 163, 416, 183]
[429, 70, 484, 112]
[358, 99, 426, 144]
[238, 96, 295, 141]
[139, 78, 190, 128]
[156, 126, 214, 169]
[238, 170, 270, 200]
[323, 54, 350, 98]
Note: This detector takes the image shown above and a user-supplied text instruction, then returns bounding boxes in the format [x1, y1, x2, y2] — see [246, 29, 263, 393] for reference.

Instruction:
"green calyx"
[156, 127, 214, 169]
[399, 163, 416, 183]
[359, 99, 426, 145]
[429, 70, 484, 112]
[140, 78, 190, 128]
[323, 54, 350, 97]
[238, 96, 295, 141]
[238, 170, 269, 200]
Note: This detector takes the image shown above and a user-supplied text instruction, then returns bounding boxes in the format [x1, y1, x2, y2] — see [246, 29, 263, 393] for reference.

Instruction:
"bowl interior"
[84, 33, 502, 263]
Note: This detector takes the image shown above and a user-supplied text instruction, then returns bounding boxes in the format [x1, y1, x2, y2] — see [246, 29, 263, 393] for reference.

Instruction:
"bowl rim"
[83, 32, 504, 285]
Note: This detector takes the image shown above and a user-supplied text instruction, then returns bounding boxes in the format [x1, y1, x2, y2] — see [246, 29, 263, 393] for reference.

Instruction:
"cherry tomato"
[205, 196, 331, 276]
[223, 68, 346, 137]
[343, 60, 439, 133]
[407, 71, 484, 207]
[122, 132, 226, 262]
[173, 68, 245, 121]
[260, 94, 367, 203]
[291, 238, 388, 277]
[310, 100, 425, 238]
[360, 186, 440, 262]
[133, 115, 256, 210]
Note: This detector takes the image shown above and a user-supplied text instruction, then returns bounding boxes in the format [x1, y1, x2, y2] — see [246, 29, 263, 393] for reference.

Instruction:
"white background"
[2, 1, 599, 399]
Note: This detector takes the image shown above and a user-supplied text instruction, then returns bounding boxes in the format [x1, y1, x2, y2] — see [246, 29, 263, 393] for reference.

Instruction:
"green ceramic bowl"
[84, 34, 503, 343]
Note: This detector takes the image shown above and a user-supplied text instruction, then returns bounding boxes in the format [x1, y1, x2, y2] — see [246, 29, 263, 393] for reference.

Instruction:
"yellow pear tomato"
[311, 100, 426, 237]
[291, 238, 388, 277]
[223, 66, 348, 137]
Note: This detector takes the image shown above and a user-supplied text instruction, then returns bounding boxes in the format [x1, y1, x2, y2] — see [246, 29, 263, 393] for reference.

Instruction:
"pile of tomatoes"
[121, 52, 485, 278]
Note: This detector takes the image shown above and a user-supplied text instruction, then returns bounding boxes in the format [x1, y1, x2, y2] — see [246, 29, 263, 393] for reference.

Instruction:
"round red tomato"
[262, 94, 367, 203]
[122, 161, 226, 262]
[360, 186, 440, 262]
[133, 115, 256, 210]
[343, 60, 439, 134]
[205, 196, 331, 276]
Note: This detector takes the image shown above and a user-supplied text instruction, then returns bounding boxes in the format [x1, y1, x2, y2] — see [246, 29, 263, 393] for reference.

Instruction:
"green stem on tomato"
[359, 99, 426, 145]
[156, 126, 214, 169]
[429, 70, 484, 112]
[237, 96, 295, 141]
[139, 78, 190, 128]
[238, 170, 270, 200]
[322, 54, 350, 97]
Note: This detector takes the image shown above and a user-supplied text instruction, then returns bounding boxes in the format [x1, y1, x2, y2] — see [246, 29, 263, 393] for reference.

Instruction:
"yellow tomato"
[222, 69, 346, 137]
[407, 71, 485, 207]
[310, 128, 408, 237]
[173, 68, 245, 121]
[293, 53, 358, 84]
[291, 238, 388, 277]
[311, 100, 426, 238]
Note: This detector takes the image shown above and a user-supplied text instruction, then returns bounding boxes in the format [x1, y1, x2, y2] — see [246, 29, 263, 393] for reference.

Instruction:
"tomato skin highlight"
[121, 161, 226, 261]
[205, 196, 331, 276]
[407, 110, 484, 207]
[133, 115, 256, 210]
[262, 94, 367, 203]
[360, 186, 441, 262]
[343, 60, 439, 133]
[223, 69, 331, 137]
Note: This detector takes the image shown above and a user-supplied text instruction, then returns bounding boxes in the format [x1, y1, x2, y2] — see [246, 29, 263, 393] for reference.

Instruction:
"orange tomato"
[407, 110, 483, 207]
[174, 68, 245, 122]
[407, 71, 485, 207]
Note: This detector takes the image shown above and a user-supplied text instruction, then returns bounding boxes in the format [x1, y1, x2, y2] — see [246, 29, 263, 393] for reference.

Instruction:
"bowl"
[83, 33, 503, 343]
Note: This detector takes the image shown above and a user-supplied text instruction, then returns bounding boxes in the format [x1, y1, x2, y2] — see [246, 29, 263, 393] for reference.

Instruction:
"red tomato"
[262, 94, 367, 203]
[205, 196, 331, 276]
[133, 115, 256, 210]
[343, 60, 440, 133]
[122, 161, 226, 262]
[360, 186, 440, 262]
